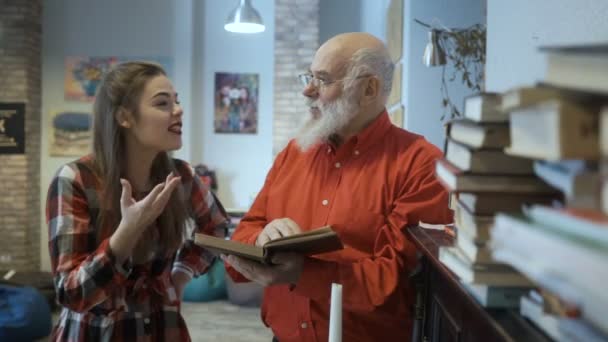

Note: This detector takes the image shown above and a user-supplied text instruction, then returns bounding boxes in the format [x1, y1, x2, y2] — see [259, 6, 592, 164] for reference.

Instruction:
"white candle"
[329, 283, 343, 342]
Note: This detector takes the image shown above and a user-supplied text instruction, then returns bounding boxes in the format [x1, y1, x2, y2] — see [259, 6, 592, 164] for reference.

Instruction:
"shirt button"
[322, 199, 329, 206]
[144, 318, 150, 324]
[335, 162, 341, 168]
[327, 148, 331, 154]
[354, 150, 360, 155]
[301, 322, 308, 329]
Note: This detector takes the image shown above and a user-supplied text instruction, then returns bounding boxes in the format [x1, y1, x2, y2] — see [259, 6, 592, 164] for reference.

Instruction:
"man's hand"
[256, 218, 302, 247]
[222, 253, 304, 287]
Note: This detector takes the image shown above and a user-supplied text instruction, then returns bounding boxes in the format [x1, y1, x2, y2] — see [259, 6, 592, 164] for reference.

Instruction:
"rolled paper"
[329, 283, 343, 342]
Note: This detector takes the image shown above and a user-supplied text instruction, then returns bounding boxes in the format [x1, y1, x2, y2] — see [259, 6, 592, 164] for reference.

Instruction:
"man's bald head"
[312, 32, 394, 99]
[318, 32, 388, 63]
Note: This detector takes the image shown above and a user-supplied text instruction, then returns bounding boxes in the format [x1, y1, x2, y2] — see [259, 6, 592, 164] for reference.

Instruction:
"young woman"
[46, 61, 228, 341]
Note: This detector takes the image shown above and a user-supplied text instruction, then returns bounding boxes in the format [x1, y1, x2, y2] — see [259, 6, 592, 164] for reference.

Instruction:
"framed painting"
[0, 103, 25, 154]
[64, 56, 118, 102]
[214, 72, 259, 134]
[49, 110, 92, 157]
[65, 56, 173, 102]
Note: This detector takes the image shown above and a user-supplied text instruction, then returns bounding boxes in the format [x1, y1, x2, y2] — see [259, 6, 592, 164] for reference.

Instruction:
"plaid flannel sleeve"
[172, 161, 229, 279]
[47, 164, 132, 313]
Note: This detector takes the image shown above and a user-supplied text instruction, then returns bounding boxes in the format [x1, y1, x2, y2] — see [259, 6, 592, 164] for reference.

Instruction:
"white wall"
[405, 0, 485, 148]
[199, 0, 274, 210]
[359, 0, 390, 40]
[486, 0, 608, 92]
[40, 0, 274, 270]
[320, 0, 362, 44]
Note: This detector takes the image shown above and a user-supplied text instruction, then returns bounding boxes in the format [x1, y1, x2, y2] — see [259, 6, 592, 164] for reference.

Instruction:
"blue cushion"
[183, 260, 227, 302]
[0, 285, 52, 341]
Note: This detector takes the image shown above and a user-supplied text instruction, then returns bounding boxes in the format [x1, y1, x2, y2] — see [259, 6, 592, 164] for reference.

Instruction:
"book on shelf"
[533, 160, 601, 210]
[520, 294, 563, 341]
[463, 92, 506, 123]
[491, 213, 608, 322]
[445, 139, 534, 175]
[456, 229, 493, 263]
[463, 283, 529, 308]
[490, 245, 608, 333]
[195, 226, 343, 264]
[448, 119, 510, 149]
[449, 192, 459, 211]
[493, 213, 608, 267]
[538, 288, 581, 318]
[558, 317, 608, 341]
[458, 192, 556, 216]
[438, 246, 533, 286]
[524, 205, 608, 247]
[506, 99, 601, 161]
[525, 288, 608, 339]
[540, 43, 608, 95]
[501, 85, 567, 112]
[435, 158, 556, 194]
[454, 199, 494, 242]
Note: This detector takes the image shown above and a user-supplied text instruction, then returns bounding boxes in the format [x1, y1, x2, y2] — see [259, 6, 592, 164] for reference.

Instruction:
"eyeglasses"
[297, 73, 371, 89]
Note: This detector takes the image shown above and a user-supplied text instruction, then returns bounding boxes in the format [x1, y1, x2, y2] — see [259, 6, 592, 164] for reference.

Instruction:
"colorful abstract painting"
[214, 72, 259, 134]
[65, 56, 173, 102]
[64, 57, 118, 102]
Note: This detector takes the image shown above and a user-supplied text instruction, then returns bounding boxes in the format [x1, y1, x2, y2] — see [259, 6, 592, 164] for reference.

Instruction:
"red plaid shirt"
[46, 156, 228, 341]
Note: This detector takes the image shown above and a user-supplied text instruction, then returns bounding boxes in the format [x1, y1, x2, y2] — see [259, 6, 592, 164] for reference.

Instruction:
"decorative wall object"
[64, 56, 118, 102]
[49, 111, 92, 156]
[388, 105, 404, 127]
[65, 56, 174, 102]
[415, 19, 486, 121]
[0, 103, 25, 154]
[387, 62, 402, 107]
[386, 0, 404, 62]
[214, 72, 259, 134]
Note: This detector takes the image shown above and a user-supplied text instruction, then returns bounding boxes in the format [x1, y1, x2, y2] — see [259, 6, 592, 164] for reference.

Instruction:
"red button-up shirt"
[228, 111, 453, 342]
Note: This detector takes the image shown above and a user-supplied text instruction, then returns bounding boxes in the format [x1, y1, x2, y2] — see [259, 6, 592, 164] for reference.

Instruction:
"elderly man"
[224, 32, 452, 342]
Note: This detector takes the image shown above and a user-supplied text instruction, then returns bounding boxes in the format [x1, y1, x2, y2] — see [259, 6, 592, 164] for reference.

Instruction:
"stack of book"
[490, 42, 608, 340]
[435, 93, 559, 308]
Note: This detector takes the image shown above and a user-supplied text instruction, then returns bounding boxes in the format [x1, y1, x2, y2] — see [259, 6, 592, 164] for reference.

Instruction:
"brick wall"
[273, 0, 319, 155]
[0, 0, 42, 271]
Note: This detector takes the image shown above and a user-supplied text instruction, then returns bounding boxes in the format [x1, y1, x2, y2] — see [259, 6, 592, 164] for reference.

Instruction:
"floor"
[182, 301, 273, 342]
[42, 301, 273, 342]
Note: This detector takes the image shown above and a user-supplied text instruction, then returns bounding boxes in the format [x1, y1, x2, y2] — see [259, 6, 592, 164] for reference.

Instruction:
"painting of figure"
[214, 72, 259, 134]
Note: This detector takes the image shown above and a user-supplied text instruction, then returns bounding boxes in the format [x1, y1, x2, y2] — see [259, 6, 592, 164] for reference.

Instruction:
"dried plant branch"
[438, 24, 486, 121]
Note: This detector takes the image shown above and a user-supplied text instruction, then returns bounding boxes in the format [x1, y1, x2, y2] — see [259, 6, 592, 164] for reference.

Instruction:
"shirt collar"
[325, 109, 392, 157]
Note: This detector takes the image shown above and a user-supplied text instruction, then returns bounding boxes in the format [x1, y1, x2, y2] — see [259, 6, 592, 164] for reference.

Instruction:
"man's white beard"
[295, 91, 359, 151]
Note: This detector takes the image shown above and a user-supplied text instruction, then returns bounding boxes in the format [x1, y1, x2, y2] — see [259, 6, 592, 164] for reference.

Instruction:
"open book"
[194, 226, 343, 264]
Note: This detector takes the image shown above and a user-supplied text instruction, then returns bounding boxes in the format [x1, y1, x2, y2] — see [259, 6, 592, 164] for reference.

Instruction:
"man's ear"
[115, 108, 132, 128]
[364, 76, 380, 99]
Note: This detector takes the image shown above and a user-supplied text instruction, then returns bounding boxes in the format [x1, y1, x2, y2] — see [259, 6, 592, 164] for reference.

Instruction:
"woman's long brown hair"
[92, 61, 187, 256]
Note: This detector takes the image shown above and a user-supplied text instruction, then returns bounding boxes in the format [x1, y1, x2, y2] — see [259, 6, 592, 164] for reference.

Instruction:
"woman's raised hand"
[119, 172, 182, 232]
